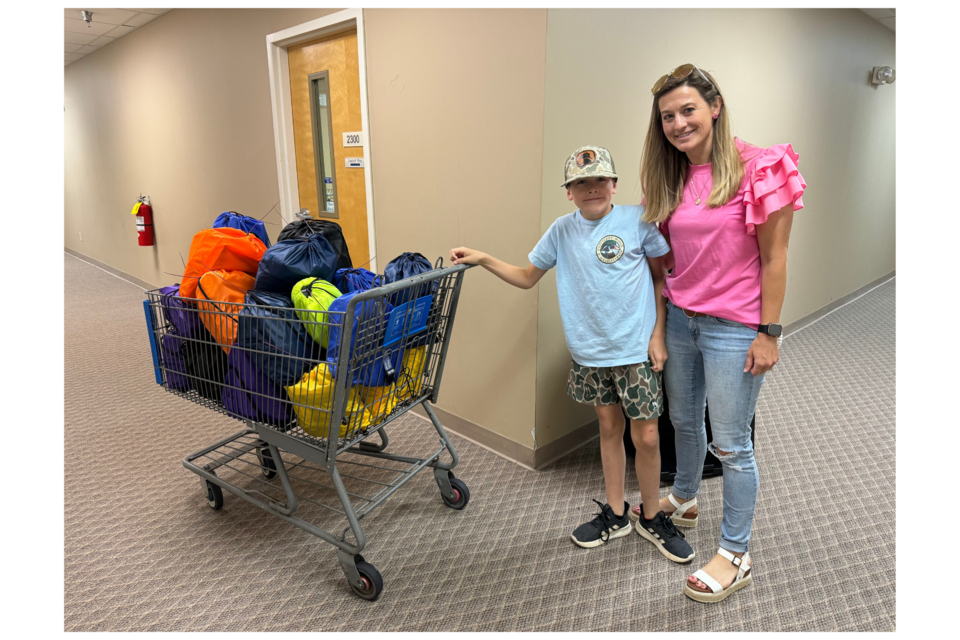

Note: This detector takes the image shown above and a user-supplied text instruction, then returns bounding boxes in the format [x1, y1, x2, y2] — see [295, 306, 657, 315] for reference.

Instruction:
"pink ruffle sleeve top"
[660, 138, 807, 327]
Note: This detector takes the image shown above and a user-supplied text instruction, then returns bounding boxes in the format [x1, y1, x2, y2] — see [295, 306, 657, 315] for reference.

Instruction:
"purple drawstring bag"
[159, 284, 205, 338]
[156, 284, 198, 391]
[222, 346, 292, 427]
[159, 334, 192, 390]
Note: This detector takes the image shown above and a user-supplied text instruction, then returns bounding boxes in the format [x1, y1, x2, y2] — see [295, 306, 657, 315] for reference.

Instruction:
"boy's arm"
[646, 253, 670, 372]
[450, 247, 547, 290]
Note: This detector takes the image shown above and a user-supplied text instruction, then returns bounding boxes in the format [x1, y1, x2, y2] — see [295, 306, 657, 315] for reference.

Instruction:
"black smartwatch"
[758, 323, 782, 337]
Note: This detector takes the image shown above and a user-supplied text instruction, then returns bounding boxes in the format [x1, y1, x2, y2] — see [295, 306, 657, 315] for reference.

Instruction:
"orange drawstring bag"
[196, 269, 255, 354]
[180, 228, 266, 299]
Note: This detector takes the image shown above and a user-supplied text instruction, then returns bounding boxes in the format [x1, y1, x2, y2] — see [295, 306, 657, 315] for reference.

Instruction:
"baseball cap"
[561, 146, 617, 187]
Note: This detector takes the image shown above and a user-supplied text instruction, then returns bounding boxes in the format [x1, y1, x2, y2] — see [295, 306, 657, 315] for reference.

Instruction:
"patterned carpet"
[63, 254, 895, 631]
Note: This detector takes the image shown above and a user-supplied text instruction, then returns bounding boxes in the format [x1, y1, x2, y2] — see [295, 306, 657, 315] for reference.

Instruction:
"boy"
[450, 146, 693, 563]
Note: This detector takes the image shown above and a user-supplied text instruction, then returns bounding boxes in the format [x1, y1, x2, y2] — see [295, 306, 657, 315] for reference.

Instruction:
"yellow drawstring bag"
[356, 346, 430, 418]
[285, 363, 373, 438]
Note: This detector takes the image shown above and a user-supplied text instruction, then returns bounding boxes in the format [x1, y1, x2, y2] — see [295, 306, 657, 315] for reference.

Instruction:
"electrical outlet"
[79, 232, 83, 242]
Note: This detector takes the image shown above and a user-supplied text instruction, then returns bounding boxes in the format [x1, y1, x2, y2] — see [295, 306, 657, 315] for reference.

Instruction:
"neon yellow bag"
[356, 346, 430, 418]
[397, 346, 429, 402]
[286, 363, 373, 438]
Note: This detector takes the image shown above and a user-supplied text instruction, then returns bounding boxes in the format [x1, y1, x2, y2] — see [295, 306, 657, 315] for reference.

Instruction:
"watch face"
[768, 324, 782, 337]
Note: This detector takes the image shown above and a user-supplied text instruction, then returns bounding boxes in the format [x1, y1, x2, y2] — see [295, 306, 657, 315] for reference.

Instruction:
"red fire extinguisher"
[132, 195, 154, 246]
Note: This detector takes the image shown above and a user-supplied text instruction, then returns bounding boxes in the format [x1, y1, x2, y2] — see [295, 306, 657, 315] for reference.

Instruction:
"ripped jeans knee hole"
[708, 443, 746, 472]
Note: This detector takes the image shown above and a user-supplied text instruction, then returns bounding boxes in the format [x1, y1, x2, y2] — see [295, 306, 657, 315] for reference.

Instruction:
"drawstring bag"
[236, 290, 320, 388]
[356, 345, 430, 419]
[326, 291, 404, 387]
[160, 334, 192, 391]
[213, 211, 271, 249]
[181, 329, 228, 404]
[222, 346, 291, 427]
[254, 235, 339, 295]
[196, 270, 256, 354]
[383, 252, 436, 306]
[277, 219, 352, 270]
[159, 284, 205, 339]
[333, 268, 379, 294]
[157, 284, 205, 391]
[285, 363, 374, 439]
[180, 227, 266, 299]
[291, 277, 342, 348]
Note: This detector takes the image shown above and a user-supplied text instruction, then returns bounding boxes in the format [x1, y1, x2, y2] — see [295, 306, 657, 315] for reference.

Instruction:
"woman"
[635, 64, 806, 602]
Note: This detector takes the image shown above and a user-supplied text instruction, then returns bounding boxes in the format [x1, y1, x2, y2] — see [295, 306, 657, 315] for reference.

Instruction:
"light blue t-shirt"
[529, 204, 670, 367]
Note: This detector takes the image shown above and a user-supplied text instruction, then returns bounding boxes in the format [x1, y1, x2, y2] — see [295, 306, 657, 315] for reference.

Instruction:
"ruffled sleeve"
[742, 143, 806, 235]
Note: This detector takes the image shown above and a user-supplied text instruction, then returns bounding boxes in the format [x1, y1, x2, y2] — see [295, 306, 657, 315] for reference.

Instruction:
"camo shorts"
[566, 360, 664, 420]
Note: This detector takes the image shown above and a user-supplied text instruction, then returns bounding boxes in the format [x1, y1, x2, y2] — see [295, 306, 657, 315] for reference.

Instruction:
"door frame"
[266, 9, 377, 271]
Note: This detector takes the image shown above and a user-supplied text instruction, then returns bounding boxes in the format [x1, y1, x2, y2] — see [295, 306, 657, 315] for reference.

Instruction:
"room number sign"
[343, 132, 363, 147]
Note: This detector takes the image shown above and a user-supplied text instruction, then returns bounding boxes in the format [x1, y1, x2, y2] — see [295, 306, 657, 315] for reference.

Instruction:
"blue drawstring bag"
[254, 235, 338, 295]
[383, 252, 436, 306]
[334, 268, 379, 294]
[236, 290, 320, 387]
[213, 211, 271, 249]
[326, 291, 404, 387]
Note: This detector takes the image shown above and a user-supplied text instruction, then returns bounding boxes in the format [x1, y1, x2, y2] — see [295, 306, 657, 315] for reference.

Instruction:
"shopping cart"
[142, 261, 473, 600]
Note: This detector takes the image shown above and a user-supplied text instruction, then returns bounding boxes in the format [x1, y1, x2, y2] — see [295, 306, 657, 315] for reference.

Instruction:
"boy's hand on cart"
[648, 334, 667, 372]
[450, 247, 487, 266]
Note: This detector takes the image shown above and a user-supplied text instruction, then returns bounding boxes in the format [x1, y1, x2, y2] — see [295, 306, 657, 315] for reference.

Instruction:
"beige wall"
[534, 8, 896, 444]
[64, 8, 343, 287]
[364, 9, 548, 450]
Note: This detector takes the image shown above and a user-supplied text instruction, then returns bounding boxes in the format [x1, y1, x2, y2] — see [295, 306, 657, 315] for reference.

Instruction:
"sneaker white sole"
[634, 522, 695, 563]
[629, 508, 698, 528]
[683, 574, 752, 603]
[570, 521, 633, 548]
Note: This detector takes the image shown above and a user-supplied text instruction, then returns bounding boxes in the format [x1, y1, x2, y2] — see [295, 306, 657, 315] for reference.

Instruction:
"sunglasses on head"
[651, 63, 715, 95]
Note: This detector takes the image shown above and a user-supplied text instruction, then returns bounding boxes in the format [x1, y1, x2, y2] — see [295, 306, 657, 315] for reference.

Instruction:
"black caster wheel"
[351, 560, 384, 601]
[205, 480, 224, 510]
[441, 476, 470, 510]
[257, 447, 277, 480]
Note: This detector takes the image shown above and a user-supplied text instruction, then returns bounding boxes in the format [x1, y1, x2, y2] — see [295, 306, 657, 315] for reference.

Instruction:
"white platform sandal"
[684, 548, 752, 603]
[629, 494, 698, 527]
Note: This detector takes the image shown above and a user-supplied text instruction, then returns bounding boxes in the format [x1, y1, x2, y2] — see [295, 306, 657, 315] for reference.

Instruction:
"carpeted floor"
[63, 254, 895, 632]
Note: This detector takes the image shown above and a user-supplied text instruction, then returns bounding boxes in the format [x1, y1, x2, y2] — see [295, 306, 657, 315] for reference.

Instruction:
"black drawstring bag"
[277, 219, 353, 271]
[181, 327, 229, 404]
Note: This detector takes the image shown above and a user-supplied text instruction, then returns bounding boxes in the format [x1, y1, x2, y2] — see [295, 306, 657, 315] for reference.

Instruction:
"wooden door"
[288, 29, 370, 268]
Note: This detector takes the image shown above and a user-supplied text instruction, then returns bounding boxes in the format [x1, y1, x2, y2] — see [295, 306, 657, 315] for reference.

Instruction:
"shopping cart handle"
[143, 300, 164, 385]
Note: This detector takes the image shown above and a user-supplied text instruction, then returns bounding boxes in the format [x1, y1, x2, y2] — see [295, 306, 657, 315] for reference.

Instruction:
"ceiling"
[65, 8, 893, 69]
[65, 8, 171, 67]
[859, 8, 895, 31]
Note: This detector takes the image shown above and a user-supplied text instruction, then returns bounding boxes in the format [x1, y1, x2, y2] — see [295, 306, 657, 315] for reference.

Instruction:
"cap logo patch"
[596, 235, 625, 264]
[577, 150, 596, 167]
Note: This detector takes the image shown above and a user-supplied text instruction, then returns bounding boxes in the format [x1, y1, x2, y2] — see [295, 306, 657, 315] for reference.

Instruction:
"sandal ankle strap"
[668, 494, 696, 516]
[717, 548, 750, 572]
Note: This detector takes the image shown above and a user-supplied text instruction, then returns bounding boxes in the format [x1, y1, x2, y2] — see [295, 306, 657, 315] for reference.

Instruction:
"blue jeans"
[663, 299, 764, 553]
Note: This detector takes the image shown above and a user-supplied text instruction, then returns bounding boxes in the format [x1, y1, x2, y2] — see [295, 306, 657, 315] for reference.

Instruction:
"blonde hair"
[640, 67, 754, 224]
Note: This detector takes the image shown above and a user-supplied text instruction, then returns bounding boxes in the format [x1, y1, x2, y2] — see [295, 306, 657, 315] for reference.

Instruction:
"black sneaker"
[571, 500, 633, 548]
[634, 505, 695, 563]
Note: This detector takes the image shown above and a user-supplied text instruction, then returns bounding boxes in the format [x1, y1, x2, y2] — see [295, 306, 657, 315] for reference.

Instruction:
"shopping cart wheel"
[441, 477, 470, 510]
[256, 447, 277, 480]
[351, 560, 384, 601]
[205, 480, 224, 510]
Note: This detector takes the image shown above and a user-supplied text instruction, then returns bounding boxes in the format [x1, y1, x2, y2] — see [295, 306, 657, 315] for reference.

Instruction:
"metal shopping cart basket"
[142, 261, 473, 600]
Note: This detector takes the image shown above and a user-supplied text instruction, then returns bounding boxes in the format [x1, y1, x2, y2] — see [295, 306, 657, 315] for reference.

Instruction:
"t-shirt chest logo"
[596, 235, 625, 264]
